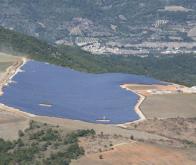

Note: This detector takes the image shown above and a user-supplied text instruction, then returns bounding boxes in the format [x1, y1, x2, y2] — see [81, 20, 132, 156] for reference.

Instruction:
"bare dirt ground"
[72, 142, 196, 165]
[0, 63, 11, 73]
[0, 52, 19, 62]
[34, 116, 168, 141]
[72, 118, 196, 165]
[0, 53, 19, 78]
[125, 83, 185, 96]
[78, 132, 134, 155]
[0, 52, 23, 95]
[141, 94, 196, 119]
[0, 107, 169, 142]
[127, 118, 196, 146]
[125, 84, 179, 91]
[38, 116, 196, 165]
[0, 109, 29, 140]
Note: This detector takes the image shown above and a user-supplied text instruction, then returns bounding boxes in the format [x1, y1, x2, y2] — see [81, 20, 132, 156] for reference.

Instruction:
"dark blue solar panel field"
[0, 61, 165, 124]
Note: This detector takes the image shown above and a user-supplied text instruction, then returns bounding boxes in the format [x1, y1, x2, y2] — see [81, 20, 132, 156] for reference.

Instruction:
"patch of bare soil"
[127, 118, 196, 148]
[71, 142, 196, 165]
[79, 132, 134, 155]
[0, 109, 29, 140]
[0, 52, 19, 79]
[141, 94, 196, 119]
[35, 116, 171, 142]
[0, 52, 20, 63]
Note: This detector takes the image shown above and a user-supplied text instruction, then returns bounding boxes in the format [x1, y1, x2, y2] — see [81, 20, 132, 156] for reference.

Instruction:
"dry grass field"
[34, 116, 168, 141]
[72, 142, 196, 165]
[0, 109, 29, 140]
[127, 117, 196, 145]
[0, 52, 19, 64]
[140, 94, 196, 119]
[0, 108, 169, 141]
[0, 52, 19, 78]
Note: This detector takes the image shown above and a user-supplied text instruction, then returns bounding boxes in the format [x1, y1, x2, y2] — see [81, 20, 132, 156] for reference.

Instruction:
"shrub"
[0, 138, 14, 152]
[64, 129, 96, 144]
[130, 135, 134, 140]
[17, 139, 24, 147]
[41, 129, 59, 141]
[29, 130, 44, 140]
[99, 155, 103, 159]
[66, 143, 85, 159]
[18, 130, 24, 137]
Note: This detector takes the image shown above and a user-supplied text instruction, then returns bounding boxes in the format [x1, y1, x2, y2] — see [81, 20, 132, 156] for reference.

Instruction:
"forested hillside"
[1, 27, 196, 86]
[1, 0, 195, 42]
[1, 0, 196, 56]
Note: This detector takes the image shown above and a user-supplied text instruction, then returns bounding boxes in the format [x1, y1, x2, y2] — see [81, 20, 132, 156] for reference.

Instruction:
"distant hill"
[1, 27, 196, 86]
[0, 0, 195, 43]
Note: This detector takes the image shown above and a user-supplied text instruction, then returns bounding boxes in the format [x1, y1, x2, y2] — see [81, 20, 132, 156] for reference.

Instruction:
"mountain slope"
[1, 27, 196, 86]
[1, 0, 195, 43]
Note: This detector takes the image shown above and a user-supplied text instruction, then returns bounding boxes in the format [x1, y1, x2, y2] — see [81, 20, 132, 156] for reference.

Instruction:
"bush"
[41, 129, 59, 141]
[0, 138, 14, 152]
[64, 134, 78, 144]
[29, 120, 35, 129]
[40, 143, 48, 151]
[130, 135, 134, 140]
[17, 139, 24, 147]
[44, 153, 70, 165]
[64, 129, 95, 144]
[29, 130, 44, 140]
[99, 155, 103, 159]
[76, 129, 96, 137]
[18, 130, 24, 137]
[0, 120, 94, 164]
[13, 146, 39, 162]
[66, 143, 85, 159]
